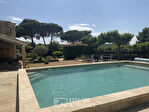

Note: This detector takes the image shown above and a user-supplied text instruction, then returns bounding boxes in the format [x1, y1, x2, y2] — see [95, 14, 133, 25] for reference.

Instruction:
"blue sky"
[0, 0, 149, 44]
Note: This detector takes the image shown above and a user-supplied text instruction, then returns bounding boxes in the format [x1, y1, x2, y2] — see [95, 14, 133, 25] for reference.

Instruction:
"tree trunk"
[117, 44, 121, 61]
[50, 36, 53, 54]
[42, 37, 46, 45]
[31, 37, 34, 47]
[50, 36, 53, 44]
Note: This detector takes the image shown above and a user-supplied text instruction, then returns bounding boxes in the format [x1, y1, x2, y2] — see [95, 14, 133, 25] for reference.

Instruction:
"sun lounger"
[134, 57, 149, 62]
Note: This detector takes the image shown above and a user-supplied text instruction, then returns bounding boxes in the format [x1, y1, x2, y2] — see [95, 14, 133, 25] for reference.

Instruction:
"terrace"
[18, 61, 149, 112]
[0, 20, 149, 112]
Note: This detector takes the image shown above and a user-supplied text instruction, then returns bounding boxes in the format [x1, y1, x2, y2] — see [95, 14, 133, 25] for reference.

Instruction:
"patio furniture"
[134, 57, 149, 62]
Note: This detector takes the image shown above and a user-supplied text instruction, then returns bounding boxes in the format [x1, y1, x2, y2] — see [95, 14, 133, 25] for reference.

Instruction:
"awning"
[0, 33, 26, 46]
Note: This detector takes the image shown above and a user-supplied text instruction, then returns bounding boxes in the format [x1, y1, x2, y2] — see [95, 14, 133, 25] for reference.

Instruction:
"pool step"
[124, 65, 149, 70]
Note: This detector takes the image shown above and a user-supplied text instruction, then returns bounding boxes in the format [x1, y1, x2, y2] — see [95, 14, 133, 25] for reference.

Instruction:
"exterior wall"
[0, 20, 16, 37]
[0, 20, 17, 60]
[0, 40, 16, 59]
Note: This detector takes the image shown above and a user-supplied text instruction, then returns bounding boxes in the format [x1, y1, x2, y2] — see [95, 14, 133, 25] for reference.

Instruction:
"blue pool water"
[29, 63, 149, 108]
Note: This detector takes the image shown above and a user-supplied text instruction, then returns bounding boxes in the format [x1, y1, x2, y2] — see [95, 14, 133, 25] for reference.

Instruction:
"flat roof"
[0, 33, 26, 46]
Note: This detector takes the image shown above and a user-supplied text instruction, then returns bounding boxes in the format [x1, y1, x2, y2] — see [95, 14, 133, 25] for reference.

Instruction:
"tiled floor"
[0, 71, 18, 112]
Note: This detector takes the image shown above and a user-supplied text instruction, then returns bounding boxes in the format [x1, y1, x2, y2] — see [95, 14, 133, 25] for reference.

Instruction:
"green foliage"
[16, 53, 22, 61]
[25, 43, 34, 53]
[46, 23, 63, 37]
[97, 42, 149, 59]
[37, 22, 48, 45]
[43, 58, 49, 64]
[26, 53, 38, 61]
[16, 19, 63, 47]
[37, 56, 42, 62]
[52, 51, 63, 58]
[103, 30, 134, 45]
[16, 19, 40, 47]
[81, 35, 98, 47]
[48, 41, 63, 54]
[97, 30, 134, 60]
[46, 56, 54, 62]
[63, 44, 88, 60]
[16, 45, 22, 52]
[37, 22, 63, 45]
[132, 42, 149, 54]
[61, 30, 91, 43]
[97, 45, 117, 54]
[33, 45, 48, 57]
[97, 45, 134, 60]
[81, 35, 98, 54]
[16, 45, 22, 61]
[137, 27, 149, 43]
[43, 56, 57, 63]
[27, 53, 38, 59]
[97, 33, 108, 45]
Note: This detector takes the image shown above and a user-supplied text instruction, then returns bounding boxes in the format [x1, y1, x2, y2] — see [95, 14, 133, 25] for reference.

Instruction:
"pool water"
[29, 63, 149, 108]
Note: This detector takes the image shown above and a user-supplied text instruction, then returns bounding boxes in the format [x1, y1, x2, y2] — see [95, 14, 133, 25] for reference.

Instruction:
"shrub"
[16, 53, 22, 61]
[52, 51, 63, 58]
[33, 45, 48, 57]
[48, 41, 63, 55]
[97, 45, 117, 55]
[79, 55, 86, 59]
[25, 43, 34, 53]
[43, 56, 58, 64]
[135, 42, 149, 54]
[27, 53, 38, 60]
[63, 44, 88, 60]
[46, 56, 53, 62]
[43, 58, 49, 64]
[28, 58, 34, 62]
[37, 56, 42, 62]
[84, 46, 95, 56]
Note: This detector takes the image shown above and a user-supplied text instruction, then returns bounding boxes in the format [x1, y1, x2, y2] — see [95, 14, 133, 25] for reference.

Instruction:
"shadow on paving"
[120, 103, 149, 112]
[0, 62, 21, 72]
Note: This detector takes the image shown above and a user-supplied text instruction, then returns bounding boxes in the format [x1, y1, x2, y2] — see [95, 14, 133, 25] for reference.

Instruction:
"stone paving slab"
[0, 61, 149, 112]
[0, 71, 18, 112]
[120, 103, 149, 112]
[19, 69, 39, 112]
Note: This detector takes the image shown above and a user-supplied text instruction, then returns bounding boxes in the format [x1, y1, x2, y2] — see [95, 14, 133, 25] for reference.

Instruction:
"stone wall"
[0, 40, 16, 60]
[0, 20, 16, 37]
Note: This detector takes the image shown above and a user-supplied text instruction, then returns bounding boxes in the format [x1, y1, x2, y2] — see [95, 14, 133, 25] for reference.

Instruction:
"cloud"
[68, 23, 100, 37]
[78, 24, 89, 26]
[0, 0, 7, 3]
[68, 24, 93, 31]
[8, 16, 23, 23]
[91, 32, 100, 37]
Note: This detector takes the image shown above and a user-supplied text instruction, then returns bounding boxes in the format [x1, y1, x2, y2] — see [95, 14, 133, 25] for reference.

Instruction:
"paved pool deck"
[1, 61, 149, 112]
[121, 103, 149, 112]
[0, 71, 18, 112]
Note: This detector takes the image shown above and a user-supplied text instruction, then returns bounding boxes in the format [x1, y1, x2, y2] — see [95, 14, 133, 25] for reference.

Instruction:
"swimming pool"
[29, 63, 149, 108]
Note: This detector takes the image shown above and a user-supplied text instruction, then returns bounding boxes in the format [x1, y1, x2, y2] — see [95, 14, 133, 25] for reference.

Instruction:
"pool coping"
[18, 61, 149, 112]
[26, 61, 133, 72]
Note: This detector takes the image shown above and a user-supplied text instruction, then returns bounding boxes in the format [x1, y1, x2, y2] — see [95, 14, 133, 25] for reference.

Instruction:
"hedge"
[52, 51, 63, 58]
[63, 44, 89, 60]
[97, 42, 149, 58]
